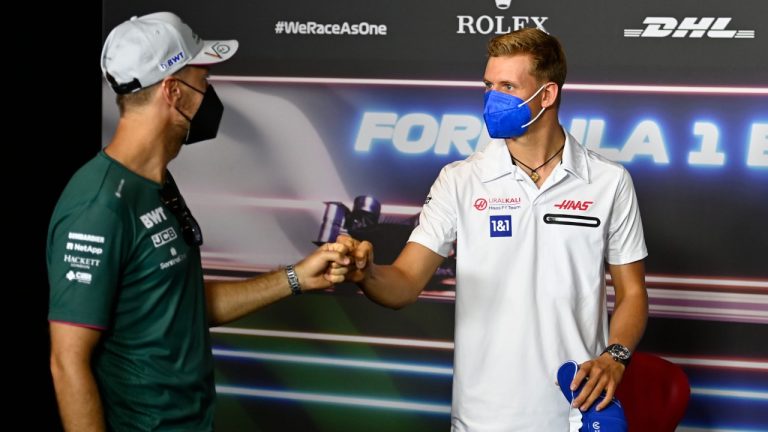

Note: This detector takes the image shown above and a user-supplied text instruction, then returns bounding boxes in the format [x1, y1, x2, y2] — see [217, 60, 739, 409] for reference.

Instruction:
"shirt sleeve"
[408, 165, 458, 257]
[47, 203, 125, 329]
[605, 167, 648, 265]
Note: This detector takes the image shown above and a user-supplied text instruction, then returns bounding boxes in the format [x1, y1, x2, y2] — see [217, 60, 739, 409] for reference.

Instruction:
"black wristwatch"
[602, 343, 632, 366]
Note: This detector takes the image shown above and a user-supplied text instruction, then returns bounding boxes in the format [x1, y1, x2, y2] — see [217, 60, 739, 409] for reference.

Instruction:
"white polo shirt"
[409, 128, 647, 432]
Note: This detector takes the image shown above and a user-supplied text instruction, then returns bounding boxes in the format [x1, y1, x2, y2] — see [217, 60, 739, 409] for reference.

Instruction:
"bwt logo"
[624, 17, 755, 39]
[158, 51, 186, 71]
[140, 206, 168, 229]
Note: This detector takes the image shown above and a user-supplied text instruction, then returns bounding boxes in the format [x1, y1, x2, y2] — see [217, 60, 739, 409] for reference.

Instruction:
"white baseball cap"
[101, 11, 238, 94]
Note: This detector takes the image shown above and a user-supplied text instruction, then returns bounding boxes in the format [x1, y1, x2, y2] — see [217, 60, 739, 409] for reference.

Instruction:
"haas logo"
[554, 199, 594, 211]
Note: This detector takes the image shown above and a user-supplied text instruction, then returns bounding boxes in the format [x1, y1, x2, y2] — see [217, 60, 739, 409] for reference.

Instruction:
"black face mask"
[175, 79, 224, 145]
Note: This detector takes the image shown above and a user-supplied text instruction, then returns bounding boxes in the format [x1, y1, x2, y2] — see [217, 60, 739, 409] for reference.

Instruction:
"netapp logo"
[624, 17, 755, 39]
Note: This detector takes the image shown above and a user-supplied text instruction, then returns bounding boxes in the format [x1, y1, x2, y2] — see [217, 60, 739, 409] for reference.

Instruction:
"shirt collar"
[477, 127, 590, 184]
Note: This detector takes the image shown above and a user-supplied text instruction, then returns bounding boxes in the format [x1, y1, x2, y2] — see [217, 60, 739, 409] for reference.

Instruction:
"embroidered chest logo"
[554, 199, 594, 211]
[473, 198, 488, 210]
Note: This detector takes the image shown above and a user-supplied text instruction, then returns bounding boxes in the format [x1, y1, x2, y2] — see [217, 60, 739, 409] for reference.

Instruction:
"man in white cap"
[47, 12, 350, 431]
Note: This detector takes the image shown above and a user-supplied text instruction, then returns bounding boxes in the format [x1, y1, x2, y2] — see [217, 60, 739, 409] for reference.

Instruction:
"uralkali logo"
[457, 0, 549, 34]
[624, 17, 755, 39]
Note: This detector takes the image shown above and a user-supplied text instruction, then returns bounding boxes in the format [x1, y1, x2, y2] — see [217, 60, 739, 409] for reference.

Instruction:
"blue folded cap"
[557, 360, 627, 432]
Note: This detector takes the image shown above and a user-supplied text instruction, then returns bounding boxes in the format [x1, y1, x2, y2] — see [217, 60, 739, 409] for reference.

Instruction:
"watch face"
[610, 345, 630, 359]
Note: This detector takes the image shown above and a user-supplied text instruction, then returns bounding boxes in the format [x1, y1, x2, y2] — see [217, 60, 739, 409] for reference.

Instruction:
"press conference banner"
[103, 1, 768, 431]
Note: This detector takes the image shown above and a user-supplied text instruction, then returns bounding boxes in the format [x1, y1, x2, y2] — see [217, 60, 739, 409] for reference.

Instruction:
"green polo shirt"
[47, 151, 214, 431]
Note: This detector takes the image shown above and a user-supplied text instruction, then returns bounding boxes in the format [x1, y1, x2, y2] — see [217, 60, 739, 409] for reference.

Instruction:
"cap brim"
[189, 39, 239, 66]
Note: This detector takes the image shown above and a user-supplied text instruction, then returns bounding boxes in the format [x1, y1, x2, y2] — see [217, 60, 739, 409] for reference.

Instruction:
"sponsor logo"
[160, 253, 187, 270]
[457, 15, 549, 35]
[66, 270, 92, 284]
[593, 421, 601, 430]
[115, 178, 124, 198]
[490, 197, 521, 204]
[151, 227, 178, 248]
[65, 270, 92, 284]
[489, 196, 522, 211]
[554, 200, 594, 211]
[158, 51, 186, 71]
[140, 206, 168, 229]
[275, 21, 387, 36]
[63, 254, 101, 269]
[65, 242, 103, 255]
[204, 42, 234, 59]
[457, 2, 548, 35]
[495, 0, 511, 10]
[355, 112, 486, 156]
[474, 198, 488, 210]
[68, 232, 105, 244]
[355, 112, 768, 169]
[624, 17, 755, 39]
[490, 215, 512, 237]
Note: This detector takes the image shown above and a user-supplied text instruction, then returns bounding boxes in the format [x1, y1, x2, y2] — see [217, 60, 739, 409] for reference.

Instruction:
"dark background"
[28, 3, 102, 430]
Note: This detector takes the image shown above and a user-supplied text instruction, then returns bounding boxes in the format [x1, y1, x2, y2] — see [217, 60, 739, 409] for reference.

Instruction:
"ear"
[540, 82, 559, 109]
[160, 77, 182, 106]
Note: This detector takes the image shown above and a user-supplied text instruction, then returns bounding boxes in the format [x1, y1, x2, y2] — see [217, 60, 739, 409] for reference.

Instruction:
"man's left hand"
[570, 353, 625, 411]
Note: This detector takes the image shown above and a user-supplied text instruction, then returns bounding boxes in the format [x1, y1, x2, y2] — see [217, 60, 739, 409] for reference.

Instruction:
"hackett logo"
[554, 200, 594, 211]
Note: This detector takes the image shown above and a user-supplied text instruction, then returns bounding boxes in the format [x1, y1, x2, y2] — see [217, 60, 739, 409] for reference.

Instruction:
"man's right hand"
[335, 234, 374, 283]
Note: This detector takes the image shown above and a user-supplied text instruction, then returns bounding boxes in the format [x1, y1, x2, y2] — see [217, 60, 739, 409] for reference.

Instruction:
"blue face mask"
[483, 84, 548, 138]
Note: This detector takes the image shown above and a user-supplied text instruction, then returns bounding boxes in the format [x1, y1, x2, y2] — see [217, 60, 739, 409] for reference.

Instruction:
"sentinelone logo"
[457, 0, 548, 34]
[274, 21, 387, 36]
[625, 17, 755, 39]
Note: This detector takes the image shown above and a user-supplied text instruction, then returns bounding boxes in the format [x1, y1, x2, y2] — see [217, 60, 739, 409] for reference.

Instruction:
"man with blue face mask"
[47, 12, 352, 431]
[337, 28, 648, 431]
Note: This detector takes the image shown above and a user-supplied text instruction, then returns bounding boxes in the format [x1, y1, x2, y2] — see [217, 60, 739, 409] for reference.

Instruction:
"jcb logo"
[624, 17, 755, 39]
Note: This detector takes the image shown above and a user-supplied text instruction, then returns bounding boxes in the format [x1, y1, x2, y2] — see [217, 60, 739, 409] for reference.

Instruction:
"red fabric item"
[615, 352, 691, 432]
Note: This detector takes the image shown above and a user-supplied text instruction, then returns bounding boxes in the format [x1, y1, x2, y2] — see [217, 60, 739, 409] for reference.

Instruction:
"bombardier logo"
[66, 242, 103, 255]
[554, 200, 594, 211]
[624, 17, 755, 39]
